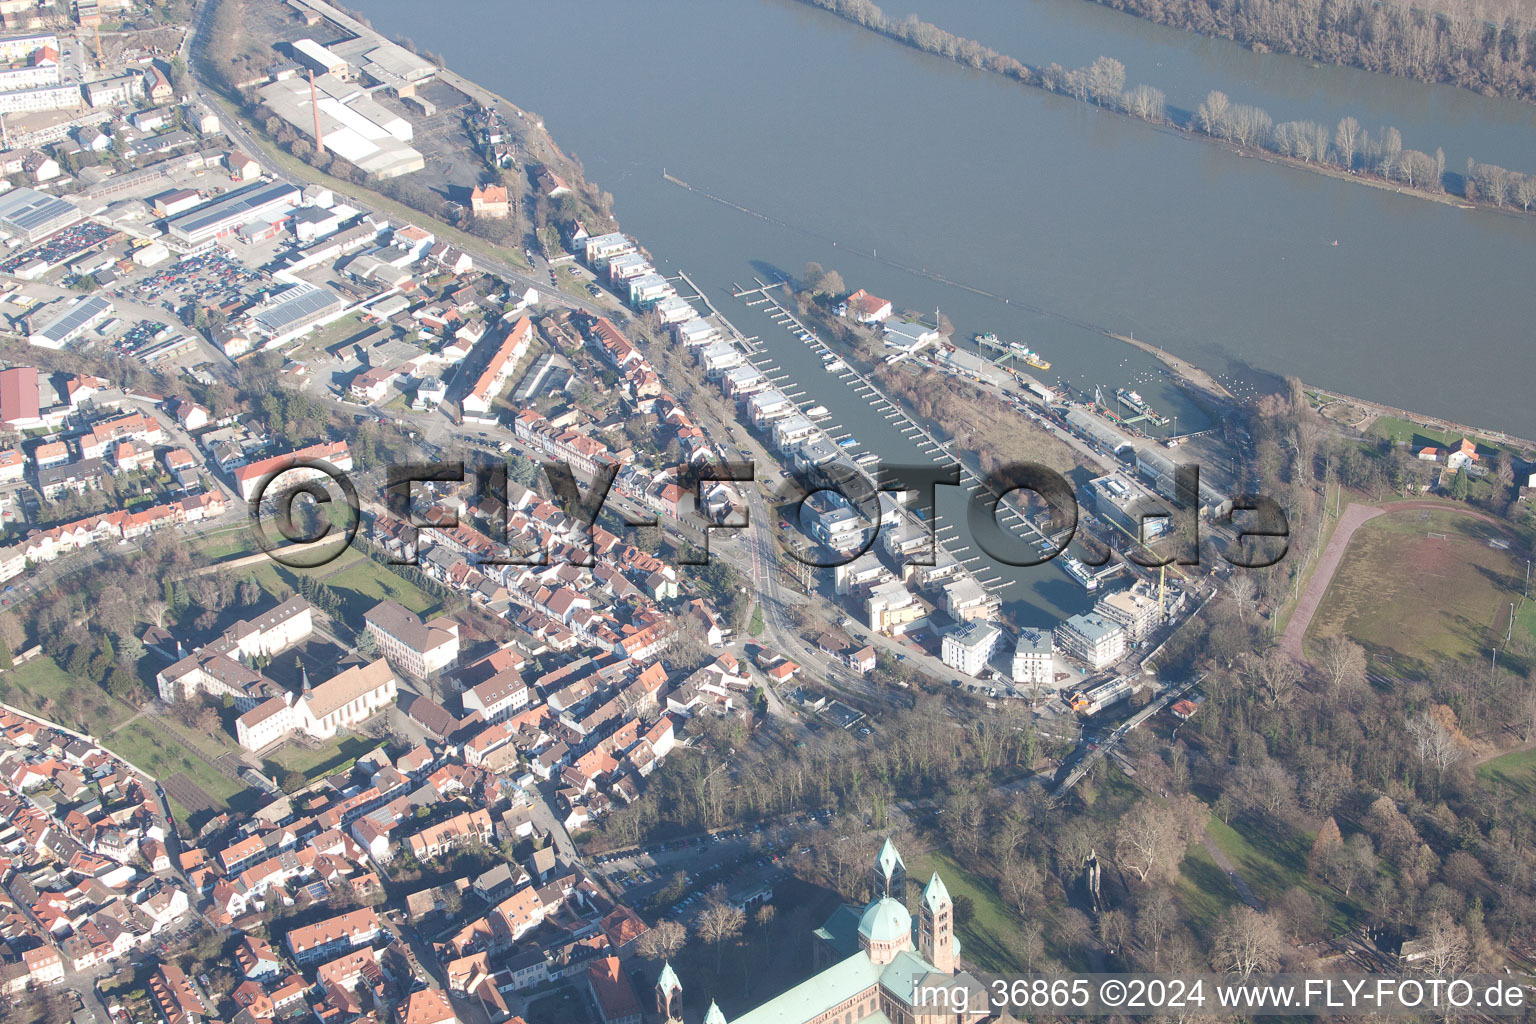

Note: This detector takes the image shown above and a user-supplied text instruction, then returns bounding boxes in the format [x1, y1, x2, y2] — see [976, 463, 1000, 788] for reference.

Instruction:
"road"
[183, 0, 602, 324]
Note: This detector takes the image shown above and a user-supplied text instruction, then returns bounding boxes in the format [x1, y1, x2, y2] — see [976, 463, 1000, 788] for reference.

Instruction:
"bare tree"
[1210, 907, 1284, 981]
[1058, 907, 1094, 954]
[1087, 56, 1126, 107]
[1317, 637, 1367, 705]
[1099, 909, 1132, 956]
[696, 901, 745, 970]
[1054, 821, 1098, 876]
[1197, 90, 1231, 137]
[1248, 650, 1303, 707]
[1124, 83, 1166, 121]
[1135, 888, 1177, 969]
[635, 919, 687, 961]
[1406, 709, 1465, 784]
[1334, 116, 1360, 169]
[1519, 687, 1536, 743]
[1001, 858, 1043, 912]
[1514, 174, 1536, 211]
[1018, 920, 1045, 970]
[1322, 835, 1377, 896]
[1411, 910, 1470, 975]
[1115, 798, 1203, 883]
[1227, 575, 1257, 624]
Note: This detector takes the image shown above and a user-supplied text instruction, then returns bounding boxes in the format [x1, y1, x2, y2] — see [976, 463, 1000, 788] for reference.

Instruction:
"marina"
[365, 0, 1536, 440]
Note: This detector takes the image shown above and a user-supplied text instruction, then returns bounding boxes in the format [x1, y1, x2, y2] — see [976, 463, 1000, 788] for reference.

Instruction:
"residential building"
[286, 907, 381, 963]
[402, 988, 458, 1024]
[587, 956, 642, 1024]
[232, 440, 353, 502]
[461, 316, 533, 418]
[470, 184, 510, 219]
[1095, 587, 1161, 644]
[460, 668, 529, 723]
[941, 620, 1001, 677]
[1054, 612, 1126, 672]
[841, 288, 892, 324]
[363, 600, 459, 679]
[1011, 628, 1054, 689]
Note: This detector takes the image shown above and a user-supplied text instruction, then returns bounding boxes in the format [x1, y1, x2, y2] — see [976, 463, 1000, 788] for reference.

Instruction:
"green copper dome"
[858, 896, 911, 945]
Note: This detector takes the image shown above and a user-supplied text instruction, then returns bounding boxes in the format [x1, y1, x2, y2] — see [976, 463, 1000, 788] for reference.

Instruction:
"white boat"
[1064, 557, 1099, 591]
[806, 405, 829, 419]
[827, 359, 846, 371]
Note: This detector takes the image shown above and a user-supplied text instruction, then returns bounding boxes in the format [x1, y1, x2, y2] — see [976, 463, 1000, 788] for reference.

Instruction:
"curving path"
[1279, 501, 1505, 664]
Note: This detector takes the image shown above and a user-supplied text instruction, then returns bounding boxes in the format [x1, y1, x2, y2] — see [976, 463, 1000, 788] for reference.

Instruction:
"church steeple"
[919, 871, 956, 973]
[656, 961, 683, 1023]
[872, 837, 906, 898]
[703, 1000, 728, 1024]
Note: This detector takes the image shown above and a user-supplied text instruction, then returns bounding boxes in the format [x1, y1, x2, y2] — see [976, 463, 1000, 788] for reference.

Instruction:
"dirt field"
[1300, 504, 1528, 677]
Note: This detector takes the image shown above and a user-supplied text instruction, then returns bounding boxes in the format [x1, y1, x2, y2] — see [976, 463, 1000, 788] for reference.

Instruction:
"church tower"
[872, 837, 906, 898]
[656, 961, 683, 1023]
[919, 872, 956, 974]
[704, 1000, 728, 1024]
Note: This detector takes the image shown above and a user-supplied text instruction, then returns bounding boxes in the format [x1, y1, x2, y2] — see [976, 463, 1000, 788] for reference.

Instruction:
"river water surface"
[359, 0, 1536, 441]
[354, 0, 1536, 624]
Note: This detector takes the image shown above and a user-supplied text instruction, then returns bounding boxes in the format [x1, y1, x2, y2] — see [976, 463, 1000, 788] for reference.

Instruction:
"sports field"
[1305, 508, 1529, 676]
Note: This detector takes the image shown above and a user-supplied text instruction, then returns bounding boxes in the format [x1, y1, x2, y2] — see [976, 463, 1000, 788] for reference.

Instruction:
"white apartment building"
[942, 620, 1002, 677]
[362, 599, 459, 679]
[1054, 612, 1127, 672]
[1011, 628, 1054, 689]
[461, 668, 530, 723]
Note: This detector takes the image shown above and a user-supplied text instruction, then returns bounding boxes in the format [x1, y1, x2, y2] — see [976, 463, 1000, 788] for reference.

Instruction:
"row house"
[404, 807, 495, 862]
[286, 906, 381, 963]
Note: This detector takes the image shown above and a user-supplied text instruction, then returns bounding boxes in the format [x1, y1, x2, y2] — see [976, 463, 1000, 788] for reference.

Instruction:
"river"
[357, 0, 1536, 441]
[351, 0, 1536, 625]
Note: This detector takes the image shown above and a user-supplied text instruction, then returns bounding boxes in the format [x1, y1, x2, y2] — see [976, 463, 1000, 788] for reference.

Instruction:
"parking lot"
[128, 247, 263, 312]
[589, 811, 835, 921]
[0, 222, 116, 274]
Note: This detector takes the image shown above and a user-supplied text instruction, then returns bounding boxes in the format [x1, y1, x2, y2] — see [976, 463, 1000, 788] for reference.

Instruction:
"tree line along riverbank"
[1082, 0, 1536, 106]
[795, 0, 1536, 215]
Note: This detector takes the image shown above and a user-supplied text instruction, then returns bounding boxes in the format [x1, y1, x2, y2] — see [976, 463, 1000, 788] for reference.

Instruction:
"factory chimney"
[308, 70, 324, 154]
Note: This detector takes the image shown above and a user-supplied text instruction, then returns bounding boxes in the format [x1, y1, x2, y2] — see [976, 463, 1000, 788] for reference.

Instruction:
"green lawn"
[1204, 815, 1308, 905]
[321, 554, 439, 618]
[110, 719, 245, 806]
[910, 851, 1036, 973]
[1365, 415, 1516, 456]
[748, 605, 765, 638]
[185, 522, 263, 562]
[1478, 746, 1536, 803]
[1184, 815, 1359, 938]
[1177, 839, 1240, 936]
[264, 735, 385, 781]
[232, 547, 439, 624]
[0, 655, 135, 733]
[1304, 509, 1528, 676]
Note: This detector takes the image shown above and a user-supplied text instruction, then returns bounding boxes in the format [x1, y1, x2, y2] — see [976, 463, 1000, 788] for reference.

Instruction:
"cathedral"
[654, 840, 991, 1024]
